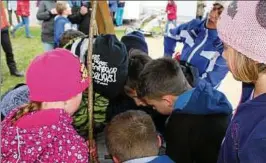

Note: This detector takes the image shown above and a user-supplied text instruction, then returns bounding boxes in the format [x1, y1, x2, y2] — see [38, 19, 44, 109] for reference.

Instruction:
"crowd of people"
[1, 0, 266, 163]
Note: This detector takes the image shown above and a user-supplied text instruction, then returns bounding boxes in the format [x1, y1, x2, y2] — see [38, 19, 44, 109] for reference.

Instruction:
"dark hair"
[59, 30, 86, 48]
[125, 49, 152, 91]
[105, 110, 159, 162]
[137, 57, 190, 99]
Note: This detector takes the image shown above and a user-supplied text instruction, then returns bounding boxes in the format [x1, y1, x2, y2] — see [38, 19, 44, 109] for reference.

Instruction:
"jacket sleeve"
[163, 19, 199, 56]
[166, 19, 198, 41]
[200, 45, 228, 88]
[68, 6, 83, 24]
[36, 1, 52, 21]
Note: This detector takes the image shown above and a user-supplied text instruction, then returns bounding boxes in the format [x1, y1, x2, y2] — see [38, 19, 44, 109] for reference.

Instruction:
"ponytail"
[11, 102, 42, 124]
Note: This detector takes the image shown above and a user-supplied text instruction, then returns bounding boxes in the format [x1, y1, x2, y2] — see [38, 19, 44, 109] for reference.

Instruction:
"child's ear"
[157, 135, 162, 148]
[162, 95, 174, 107]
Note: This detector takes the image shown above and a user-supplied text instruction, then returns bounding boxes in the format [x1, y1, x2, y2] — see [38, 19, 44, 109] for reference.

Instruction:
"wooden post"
[87, 0, 97, 162]
[0, 2, 3, 101]
[96, 1, 115, 34]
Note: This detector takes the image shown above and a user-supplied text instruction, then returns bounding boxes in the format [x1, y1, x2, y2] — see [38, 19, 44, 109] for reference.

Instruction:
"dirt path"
[146, 36, 242, 109]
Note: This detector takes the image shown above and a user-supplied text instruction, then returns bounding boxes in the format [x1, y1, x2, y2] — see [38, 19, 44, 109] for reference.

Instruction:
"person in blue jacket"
[217, 1, 266, 162]
[54, 1, 77, 48]
[164, 1, 228, 88]
[105, 110, 174, 163]
[137, 57, 232, 163]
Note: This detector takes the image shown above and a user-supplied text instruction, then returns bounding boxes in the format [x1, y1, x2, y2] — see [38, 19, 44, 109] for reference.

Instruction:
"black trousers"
[1, 29, 17, 73]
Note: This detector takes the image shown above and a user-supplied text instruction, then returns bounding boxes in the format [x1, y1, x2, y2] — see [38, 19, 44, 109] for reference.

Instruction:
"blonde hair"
[227, 46, 266, 83]
[11, 102, 42, 124]
[105, 110, 159, 162]
[56, 1, 68, 15]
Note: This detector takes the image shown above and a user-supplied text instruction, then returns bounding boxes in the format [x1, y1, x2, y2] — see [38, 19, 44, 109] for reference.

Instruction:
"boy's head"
[137, 58, 190, 115]
[56, 1, 72, 16]
[59, 30, 86, 48]
[124, 49, 151, 106]
[208, 1, 225, 25]
[105, 110, 160, 163]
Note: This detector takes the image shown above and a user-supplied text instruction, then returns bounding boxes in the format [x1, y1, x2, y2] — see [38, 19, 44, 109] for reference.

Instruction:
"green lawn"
[1, 27, 125, 94]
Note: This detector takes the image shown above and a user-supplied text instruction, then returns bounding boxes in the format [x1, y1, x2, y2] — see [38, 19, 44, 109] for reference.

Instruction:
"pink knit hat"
[26, 48, 90, 102]
[217, 0, 266, 63]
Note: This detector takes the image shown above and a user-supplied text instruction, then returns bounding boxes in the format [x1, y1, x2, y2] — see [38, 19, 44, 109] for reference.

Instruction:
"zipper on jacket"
[187, 29, 209, 63]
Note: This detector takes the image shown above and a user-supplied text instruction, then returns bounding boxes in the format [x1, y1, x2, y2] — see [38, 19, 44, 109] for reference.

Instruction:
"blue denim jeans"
[13, 16, 31, 37]
[165, 20, 177, 34]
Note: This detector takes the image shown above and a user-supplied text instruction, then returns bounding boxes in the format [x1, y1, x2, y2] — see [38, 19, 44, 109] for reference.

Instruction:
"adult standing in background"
[68, 0, 92, 35]
[10, 0, 33, 39]
[1, 2, 24, 77]
[7, 0, 20, 29]
[196, 0, 206, 20]
[36, 0, 57, 51]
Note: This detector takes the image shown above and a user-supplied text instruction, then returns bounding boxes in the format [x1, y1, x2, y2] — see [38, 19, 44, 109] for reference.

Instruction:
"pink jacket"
[16, 0, 30, 16]
[1, 108, 89, 163]
[166, 3, 177, 20]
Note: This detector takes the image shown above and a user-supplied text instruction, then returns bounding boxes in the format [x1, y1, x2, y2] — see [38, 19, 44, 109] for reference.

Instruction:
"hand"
[50, 8, 57, 15]
[80, 6, 88, 15]
[87, 140, 100, 163]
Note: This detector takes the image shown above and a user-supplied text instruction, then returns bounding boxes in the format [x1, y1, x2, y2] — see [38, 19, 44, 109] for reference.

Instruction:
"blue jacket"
[54, 16, 77, 47]
[164, 19, 228, 88]
[123, 155, 174, 163]
[218, 83, 266, 163]
[174, 79, 232, 115]
[108, 0, 118, 12]
[165, 80, 232, 163]
[149, 155, 174, 163]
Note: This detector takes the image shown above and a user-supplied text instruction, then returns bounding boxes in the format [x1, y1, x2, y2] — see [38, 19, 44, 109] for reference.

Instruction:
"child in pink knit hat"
[217, 1, 266, 162]
[1, 49, 91, 162]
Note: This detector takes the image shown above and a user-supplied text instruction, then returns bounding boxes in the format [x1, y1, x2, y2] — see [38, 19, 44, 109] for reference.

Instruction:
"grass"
[1, 27, 125, 94]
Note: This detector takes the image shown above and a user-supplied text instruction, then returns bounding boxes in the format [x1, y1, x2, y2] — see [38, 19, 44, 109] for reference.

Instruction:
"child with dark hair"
[137, 57, 232, 163]
[124, 49, 151, 105]
[107, 49, 168, 135]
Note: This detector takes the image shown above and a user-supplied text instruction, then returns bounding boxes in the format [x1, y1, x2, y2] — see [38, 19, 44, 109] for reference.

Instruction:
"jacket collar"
[123, 156, 158, 163]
